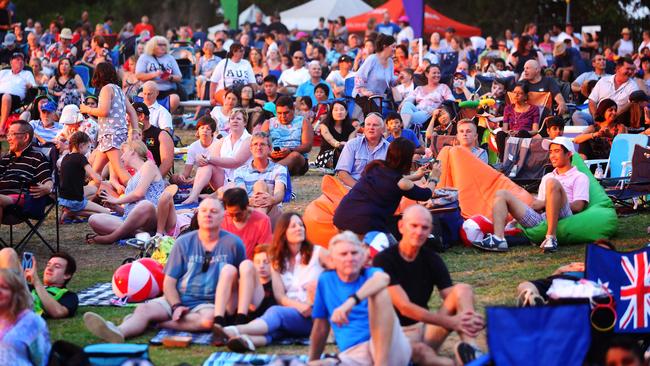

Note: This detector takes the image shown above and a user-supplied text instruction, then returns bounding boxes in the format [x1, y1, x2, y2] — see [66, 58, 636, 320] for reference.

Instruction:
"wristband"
[349, 293, 361, 305]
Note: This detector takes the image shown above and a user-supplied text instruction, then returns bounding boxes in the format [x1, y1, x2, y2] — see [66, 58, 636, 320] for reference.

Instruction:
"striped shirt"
[0, 145, 52, 195]
[234, 159, 288, 197]
[29, 120, 63, 144]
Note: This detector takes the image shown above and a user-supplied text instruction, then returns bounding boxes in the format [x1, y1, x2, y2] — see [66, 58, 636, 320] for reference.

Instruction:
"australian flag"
[586, 244, 650, 333]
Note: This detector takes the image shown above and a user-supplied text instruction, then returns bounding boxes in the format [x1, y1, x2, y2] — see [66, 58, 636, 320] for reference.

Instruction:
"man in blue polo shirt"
[308, 231, 412, 365]
[375, 12, 400, 37]
[296, 61, 333, 106]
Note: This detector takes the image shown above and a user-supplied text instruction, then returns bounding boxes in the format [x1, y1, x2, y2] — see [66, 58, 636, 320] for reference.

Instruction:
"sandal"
[85, 233, 98, 244]
[211, 324, 230, 346]
[227, 334, 256, 353]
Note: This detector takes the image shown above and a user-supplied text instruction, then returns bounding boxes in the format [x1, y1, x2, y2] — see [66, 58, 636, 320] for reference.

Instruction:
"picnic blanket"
[202, 352, 309, 366]
[151, 328, 310, 346]
[77, 282, 135, 307]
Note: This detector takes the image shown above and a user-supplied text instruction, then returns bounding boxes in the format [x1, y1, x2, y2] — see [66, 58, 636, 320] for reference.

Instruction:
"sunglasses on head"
[202, 251, 213, 272]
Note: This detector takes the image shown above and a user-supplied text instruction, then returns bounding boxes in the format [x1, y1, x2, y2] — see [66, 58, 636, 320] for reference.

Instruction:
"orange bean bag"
[304, 175, 350, 247]
[436, 146, 534, 220]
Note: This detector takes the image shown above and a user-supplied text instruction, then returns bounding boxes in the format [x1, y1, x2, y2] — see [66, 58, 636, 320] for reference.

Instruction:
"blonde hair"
[0, 269, 32, 321]
[144, 36, 170, 56]
[122, 139, 148, 160]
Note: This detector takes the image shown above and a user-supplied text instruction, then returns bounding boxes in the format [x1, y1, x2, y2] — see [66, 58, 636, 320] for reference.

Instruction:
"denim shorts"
[58, 197, 88, 212]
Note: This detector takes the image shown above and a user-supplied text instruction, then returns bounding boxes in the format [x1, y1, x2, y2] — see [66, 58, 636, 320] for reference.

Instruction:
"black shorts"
[2, 94, 22, 112]
[157, 89, 178, 100]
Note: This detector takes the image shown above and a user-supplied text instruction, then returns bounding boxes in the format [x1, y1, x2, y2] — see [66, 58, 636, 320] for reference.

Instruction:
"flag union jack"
[619, 252, 650, 330]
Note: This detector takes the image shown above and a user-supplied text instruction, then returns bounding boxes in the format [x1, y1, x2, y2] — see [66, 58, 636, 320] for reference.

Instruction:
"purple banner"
[403, 0, 424, 38]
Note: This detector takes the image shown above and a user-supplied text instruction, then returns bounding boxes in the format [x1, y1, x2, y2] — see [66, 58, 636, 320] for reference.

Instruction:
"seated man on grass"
[373, 205, 485, 366]
[0, 249, 79, 319]
[220, 187, 273, 260]
[473, 136, 589, 253]
[308, 231, 412, 366]
[232, 132, 287, 225]
[83, 198, 247, 342]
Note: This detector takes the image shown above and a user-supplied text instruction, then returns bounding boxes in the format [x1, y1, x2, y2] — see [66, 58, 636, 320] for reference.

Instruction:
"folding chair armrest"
[621, 160, 632, 176]
[583, 159, 608, 168]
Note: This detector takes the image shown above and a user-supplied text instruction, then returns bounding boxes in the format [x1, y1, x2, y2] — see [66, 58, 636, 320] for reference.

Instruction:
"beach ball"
[364, 231, 392, 259]
[112, 258, 164, 302]
[460, 215, 494, 247]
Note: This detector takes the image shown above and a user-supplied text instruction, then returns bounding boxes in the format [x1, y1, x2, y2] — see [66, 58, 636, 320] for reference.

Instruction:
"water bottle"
[594, 164, 604, 179]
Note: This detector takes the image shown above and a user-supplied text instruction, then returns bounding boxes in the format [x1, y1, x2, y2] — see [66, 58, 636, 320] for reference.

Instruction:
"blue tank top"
[269, 116, 305, 156]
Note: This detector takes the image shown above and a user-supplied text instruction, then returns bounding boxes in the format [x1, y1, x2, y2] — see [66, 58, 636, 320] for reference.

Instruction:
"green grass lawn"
[3, 131, 649, 365]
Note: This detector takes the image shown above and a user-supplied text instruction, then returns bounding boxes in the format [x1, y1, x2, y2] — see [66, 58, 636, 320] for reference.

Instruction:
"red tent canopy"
[347, 0, 481, 37]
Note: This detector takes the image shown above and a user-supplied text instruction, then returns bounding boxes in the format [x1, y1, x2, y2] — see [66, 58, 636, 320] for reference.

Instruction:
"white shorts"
[147, 297, 214, 317]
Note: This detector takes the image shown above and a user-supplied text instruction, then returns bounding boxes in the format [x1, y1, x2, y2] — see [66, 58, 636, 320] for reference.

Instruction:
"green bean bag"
[520, 154, 618, 244]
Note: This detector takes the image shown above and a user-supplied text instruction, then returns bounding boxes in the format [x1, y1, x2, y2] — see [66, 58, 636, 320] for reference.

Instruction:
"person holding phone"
[0, 248, 79, 319]
[334, 137, 439, 237]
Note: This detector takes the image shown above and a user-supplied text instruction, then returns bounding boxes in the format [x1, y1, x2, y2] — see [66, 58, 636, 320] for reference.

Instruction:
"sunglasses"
[590, 286, 616, 332]
[202, 251, 213, 272]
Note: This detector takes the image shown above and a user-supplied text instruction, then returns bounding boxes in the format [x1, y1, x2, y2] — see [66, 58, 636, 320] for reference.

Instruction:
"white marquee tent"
[279, 0, 372, 31]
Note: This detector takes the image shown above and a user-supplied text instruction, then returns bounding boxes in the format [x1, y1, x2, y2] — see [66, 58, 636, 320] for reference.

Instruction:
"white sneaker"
[540, 236, 558, 253]
[84, 312, 125, 343]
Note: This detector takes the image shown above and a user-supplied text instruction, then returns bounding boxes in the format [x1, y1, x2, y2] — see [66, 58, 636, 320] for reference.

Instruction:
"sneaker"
[455, 342, 484, 365]
[472, 234, 508, 252]
[83, 312, 125, 343]
[227, 334, 256, 353]
[540, 236, 558, 253]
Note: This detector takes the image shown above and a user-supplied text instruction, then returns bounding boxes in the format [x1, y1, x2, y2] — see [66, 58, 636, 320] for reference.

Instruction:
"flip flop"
[85, 233, 98, 244]
[165, 184, 179, 197]
[211, 324, 230, 347]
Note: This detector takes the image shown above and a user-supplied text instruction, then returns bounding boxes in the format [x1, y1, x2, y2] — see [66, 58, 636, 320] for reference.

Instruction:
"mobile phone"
[22, 252, 34, 270]
[415, 157, 437, 166]
[273, 146, 281, 152]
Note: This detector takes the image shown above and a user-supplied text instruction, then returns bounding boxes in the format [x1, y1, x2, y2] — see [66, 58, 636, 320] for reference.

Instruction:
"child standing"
[58, 131, 110, 222]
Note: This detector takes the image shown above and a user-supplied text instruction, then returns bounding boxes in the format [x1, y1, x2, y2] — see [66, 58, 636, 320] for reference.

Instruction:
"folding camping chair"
[505, 90, 553, 130]
[584, 134, 648, 181]
[0, 145, 60, 252]
[602, 143, 650, 210]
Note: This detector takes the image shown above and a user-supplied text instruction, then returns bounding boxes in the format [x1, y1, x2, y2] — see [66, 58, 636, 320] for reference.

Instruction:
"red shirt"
[134, 23, 155, 36]
[220, 210, 272, 259]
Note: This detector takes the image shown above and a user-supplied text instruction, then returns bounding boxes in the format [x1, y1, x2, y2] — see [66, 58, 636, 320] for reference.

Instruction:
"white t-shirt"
[280, 245, 325, 303]
[217, 130, 251, 182]
[638, 40, 650, 53]
[147, 101, 173, 131]
[396, 26, 414, 43]
[326, 70, 356, 89]
[0, 69, 36, 99]
[209, 58, 256, 91]
[186, 139, 213, 166]
[278, 67, 310, 87]
[209, 106, 230, 137]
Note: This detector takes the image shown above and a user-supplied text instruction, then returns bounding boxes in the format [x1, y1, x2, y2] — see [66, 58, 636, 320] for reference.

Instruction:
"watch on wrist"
[349, 293, 361, 305]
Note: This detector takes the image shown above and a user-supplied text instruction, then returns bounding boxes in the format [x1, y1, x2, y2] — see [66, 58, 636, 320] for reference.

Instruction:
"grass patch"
[3, 129, 649, 365]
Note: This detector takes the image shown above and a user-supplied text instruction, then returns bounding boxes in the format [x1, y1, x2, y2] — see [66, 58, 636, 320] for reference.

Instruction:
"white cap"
[541, 136, 575, 153]
[59, 104, 84, 125]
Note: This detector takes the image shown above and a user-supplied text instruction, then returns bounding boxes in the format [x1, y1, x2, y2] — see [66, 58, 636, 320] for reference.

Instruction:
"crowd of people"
[0, 3, 649, 365]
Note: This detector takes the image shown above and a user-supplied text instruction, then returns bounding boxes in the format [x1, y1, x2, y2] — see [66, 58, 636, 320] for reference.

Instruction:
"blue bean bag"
[520, 154, 618, 244]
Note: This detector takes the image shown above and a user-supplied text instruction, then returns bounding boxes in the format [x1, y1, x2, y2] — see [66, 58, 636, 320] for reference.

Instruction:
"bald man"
[84, 198, 247, 343]
[141, 81, 174, 134]
[373, 205, 485, 365]
[521, 60, 567, 115]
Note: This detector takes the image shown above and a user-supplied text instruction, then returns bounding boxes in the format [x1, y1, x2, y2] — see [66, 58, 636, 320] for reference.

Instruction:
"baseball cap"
[11, 52, 24, 60]
[3, 33, 16, 47]
[541, 136, 575, 153]
[59, 104, 84, 124]
[40, 101, 57, 113]
[453, 70, 467, 79]
[338, 54, 353, 63]
[132, 102, 150, 116]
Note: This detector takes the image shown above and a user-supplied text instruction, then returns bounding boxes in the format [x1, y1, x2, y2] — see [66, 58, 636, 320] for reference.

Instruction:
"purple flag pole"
[403, 0, 424, 37]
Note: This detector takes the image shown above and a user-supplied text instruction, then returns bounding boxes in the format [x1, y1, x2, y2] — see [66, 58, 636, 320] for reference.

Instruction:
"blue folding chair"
[73, 64, 94, 95]
[283, 172, 293, 203]
[585, 134, 648, 179]
[132, 95, 171, 112]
